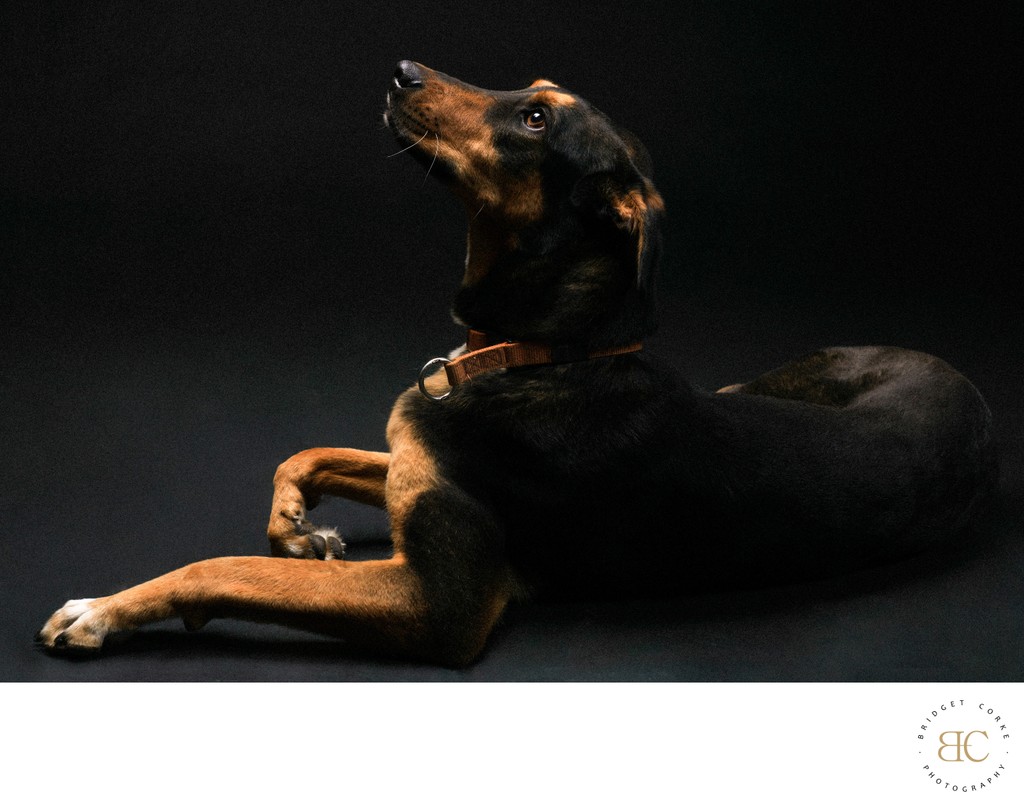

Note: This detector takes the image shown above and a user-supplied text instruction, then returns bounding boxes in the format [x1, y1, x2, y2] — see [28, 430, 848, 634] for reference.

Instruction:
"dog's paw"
[276, 520, 346, 560]
[295, 522, 346, 560]
[36, 598, 110, 652]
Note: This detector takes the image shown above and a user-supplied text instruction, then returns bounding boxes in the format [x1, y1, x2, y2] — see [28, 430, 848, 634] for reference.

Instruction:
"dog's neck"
[463, 214, 512, 288]
[456, 211, 655, 349]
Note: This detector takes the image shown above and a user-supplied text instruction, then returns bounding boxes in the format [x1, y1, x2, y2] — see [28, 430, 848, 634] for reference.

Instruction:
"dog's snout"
[393, 60, 424, 90]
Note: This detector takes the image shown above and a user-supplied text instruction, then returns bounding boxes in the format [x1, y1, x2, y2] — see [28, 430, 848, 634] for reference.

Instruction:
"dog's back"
[398, 343, 996, 597]
[708, 347, 996, 573]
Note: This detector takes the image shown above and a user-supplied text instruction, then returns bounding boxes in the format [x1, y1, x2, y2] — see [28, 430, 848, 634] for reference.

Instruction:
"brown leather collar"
[418, 329, 643, 401]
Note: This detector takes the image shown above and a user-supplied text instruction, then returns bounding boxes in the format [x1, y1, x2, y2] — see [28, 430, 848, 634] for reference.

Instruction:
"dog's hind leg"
[268, 448, 389, 559]
[714, 348, 893, 407]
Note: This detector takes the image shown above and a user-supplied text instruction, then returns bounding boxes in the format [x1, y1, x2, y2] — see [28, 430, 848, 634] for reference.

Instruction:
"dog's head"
[385, 61, 663, 345]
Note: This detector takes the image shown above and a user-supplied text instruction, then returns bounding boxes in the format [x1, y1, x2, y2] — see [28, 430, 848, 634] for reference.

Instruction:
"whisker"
[422, 132, 440, 186]
[472, 202, 486, 221]
[385, 130, 428, 158]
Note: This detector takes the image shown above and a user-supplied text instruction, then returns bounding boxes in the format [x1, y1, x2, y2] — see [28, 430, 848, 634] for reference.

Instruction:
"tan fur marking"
[391, 73, 498, 190]
[645, 183, 666, 213]
[422, 82, 497, 182]
[531, 89, 576, 107]
[613, 189, 648, 233]
[385, 402, 441, 549]
[529, 78, 559, 88]
[394, 72, 545, 227]
[608, 187, 663, 280]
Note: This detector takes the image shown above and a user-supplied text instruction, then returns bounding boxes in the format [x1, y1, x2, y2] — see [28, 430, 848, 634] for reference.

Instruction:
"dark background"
[2, 3, 1020, 681]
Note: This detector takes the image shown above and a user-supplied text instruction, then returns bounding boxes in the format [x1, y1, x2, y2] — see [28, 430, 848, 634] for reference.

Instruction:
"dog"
[37, 61, 997, 666]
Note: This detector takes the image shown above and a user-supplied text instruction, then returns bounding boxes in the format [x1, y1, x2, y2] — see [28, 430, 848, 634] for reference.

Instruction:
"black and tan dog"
[38, 62, 997, 666]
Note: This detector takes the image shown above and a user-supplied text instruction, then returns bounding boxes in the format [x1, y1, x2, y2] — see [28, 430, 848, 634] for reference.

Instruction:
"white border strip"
[4, 683, 1021, 804]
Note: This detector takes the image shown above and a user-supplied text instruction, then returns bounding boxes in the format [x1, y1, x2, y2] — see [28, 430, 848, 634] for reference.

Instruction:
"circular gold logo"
[917, 699, 1012, 793]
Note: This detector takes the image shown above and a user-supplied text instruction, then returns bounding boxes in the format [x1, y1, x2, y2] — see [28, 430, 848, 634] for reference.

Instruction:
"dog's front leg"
[39, 399, 513, 664]
[38, 550, 510, 664]
[268, 447, 389, 559]
[36, 555, 440, 659]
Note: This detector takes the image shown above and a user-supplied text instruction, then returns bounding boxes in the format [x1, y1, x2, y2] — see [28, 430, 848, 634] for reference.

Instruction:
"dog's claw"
[291, 515, 313, 534]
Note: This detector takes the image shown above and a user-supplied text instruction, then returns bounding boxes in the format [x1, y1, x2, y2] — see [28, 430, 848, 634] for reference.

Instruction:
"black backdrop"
[2, 3, 1021, 681]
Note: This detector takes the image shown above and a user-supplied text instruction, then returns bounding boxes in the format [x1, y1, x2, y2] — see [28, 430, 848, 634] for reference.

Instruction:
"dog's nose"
[393, 60, 424, 89]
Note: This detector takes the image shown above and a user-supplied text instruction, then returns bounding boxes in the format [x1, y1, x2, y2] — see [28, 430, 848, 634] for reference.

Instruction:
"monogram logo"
[916, 699, 1012, 794]
[937, 730, 989, 763]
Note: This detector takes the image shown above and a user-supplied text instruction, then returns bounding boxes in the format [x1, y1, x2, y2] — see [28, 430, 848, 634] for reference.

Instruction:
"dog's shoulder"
[394, 356, 695, 484]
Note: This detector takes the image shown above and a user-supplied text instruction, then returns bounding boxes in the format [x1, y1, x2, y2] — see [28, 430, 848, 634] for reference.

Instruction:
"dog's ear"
[614, 126, 654, 179]
[571, 170, 664, 290]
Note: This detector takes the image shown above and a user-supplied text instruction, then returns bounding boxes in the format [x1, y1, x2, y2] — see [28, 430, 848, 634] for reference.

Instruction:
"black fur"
[387, 64, 997, 607]
[399, 349, 995, 600]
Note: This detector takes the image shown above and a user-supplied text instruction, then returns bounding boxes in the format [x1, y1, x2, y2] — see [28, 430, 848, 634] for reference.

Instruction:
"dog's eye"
[522, 109, 546, 131]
